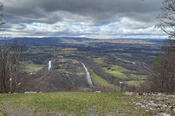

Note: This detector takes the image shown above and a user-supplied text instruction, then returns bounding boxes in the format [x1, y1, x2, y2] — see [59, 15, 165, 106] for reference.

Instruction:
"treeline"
[148, 40, 175, 93]
[125, 40, 175, 94]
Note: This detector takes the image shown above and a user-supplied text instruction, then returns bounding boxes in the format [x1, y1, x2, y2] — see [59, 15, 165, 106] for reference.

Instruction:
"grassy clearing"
[128, 74, 148, 79]
[118, 53, 132, 57]
[126, 80, 144, 86]
[93, 58, 105, 64]
[0, 92, 153, 116]
[57, 68, 67, 73]
[111, 65, 129, 72]
[21, 61, 44, 73]
[76, 72, 85, 76]
[103, 66, 128, 79]
[91, 70, 117, 89]
[103, 65, 148, 81]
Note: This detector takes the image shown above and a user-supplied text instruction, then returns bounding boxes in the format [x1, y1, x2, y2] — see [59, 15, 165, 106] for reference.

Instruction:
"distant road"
[48, 60, 52, 71]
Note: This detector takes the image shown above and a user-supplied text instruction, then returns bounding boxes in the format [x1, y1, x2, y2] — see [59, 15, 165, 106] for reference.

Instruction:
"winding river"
[81, 62, 94, 87]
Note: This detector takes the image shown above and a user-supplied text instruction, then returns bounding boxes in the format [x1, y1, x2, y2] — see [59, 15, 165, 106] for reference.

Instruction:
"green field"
[126, 80, 144, 86]
[91, 70, 118, 89]
[0, 92, 153, 116]
[93, 58, 106, 64]
[76, 72, 85, 76]
[103, 66, 128, 79]
[110, 65, 129, 72]
[128, 74, 148, 79]
[102, 65, 148, 87]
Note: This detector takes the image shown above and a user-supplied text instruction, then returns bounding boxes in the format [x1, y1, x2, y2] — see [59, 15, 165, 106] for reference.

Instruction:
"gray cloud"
[0, 0, 167, 39]
[2, 0, 163, 25]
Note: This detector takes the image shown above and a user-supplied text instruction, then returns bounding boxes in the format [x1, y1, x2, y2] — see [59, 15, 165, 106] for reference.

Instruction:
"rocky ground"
[132, 93, 175, 116]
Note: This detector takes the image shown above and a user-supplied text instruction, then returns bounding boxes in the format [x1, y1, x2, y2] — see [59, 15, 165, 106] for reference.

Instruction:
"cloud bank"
[0, 0, 167, 39]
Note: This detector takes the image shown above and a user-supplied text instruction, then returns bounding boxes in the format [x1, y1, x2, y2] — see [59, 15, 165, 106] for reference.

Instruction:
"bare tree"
[0, 2, 5, 30]
[149, 40, 175, 93]
[0, 3, 24, 93]
[0, 41, 24, 93]
[144, 0, 175, 93]
[159, 0, 175, 37]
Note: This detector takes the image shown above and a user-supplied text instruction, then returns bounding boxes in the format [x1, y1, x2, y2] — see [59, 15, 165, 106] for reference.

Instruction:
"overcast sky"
[0, 0, 167, 39]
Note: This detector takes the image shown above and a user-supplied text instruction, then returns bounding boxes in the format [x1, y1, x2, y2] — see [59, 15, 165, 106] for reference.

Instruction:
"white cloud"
[1, 18, 167, 39]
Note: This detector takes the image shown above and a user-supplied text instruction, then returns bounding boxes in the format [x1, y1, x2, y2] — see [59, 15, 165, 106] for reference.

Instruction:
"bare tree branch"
[159, 0, 175, 38]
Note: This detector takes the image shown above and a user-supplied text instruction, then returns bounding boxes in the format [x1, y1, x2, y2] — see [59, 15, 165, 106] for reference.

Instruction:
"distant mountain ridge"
[0, 37, 165, 46]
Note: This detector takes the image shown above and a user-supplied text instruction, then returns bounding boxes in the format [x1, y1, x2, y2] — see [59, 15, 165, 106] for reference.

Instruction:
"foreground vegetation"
[0, 92, 154, 116]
